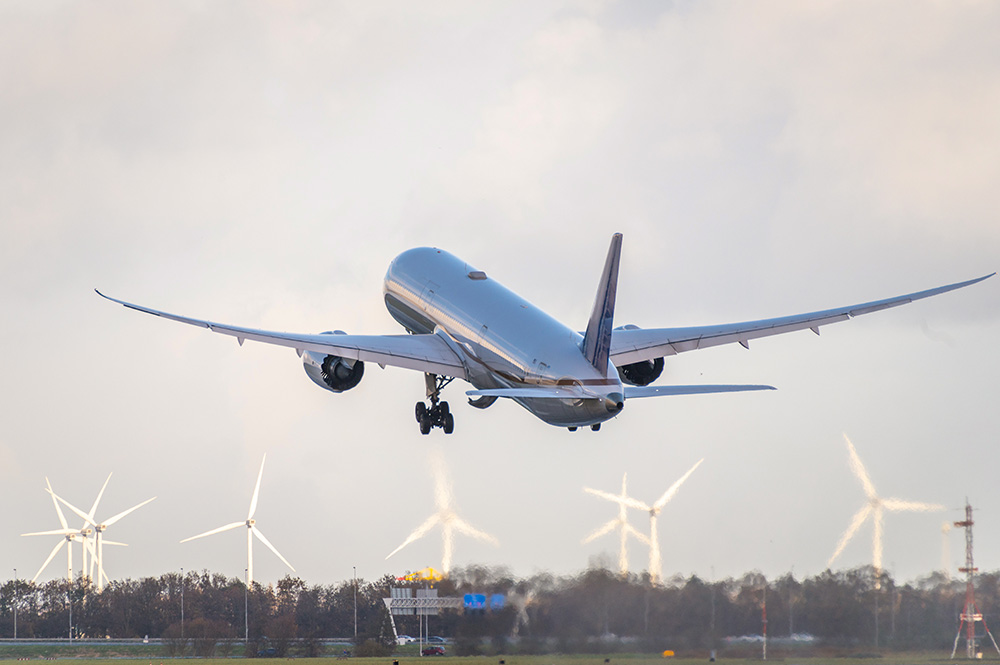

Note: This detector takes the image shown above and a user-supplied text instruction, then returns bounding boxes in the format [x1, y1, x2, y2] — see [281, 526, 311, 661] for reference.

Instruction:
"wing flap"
[97, 290, 467, 379]
[610, 273, 993, 366]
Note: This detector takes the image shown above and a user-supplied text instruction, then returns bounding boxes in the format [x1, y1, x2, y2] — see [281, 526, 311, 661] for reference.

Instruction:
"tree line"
[0, 566, 994, 656]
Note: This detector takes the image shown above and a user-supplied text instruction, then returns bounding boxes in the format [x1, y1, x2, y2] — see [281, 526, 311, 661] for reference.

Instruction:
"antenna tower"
[950, 501, 1000, 659]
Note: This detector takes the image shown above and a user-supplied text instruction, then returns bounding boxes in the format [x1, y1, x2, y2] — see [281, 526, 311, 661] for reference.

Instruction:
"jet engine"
[617, 357, 664, 386]
[614, 324, 664, 386]
[302, 331, 365, 393]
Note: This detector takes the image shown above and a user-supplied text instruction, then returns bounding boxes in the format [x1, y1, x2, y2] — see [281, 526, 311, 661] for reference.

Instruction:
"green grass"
[1, 640, 997, 665]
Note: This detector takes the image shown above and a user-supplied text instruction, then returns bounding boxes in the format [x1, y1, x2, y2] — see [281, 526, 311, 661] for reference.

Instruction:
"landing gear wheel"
[568, 427, 578, 432]
[591, 423, 602, 432]
[415, 374, 457, 435]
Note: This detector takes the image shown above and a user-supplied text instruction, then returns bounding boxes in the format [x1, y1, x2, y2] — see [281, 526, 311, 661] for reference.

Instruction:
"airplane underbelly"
[516, 397, 615, 428]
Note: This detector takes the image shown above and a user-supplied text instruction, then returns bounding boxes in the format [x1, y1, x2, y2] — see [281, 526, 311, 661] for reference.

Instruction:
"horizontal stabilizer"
[624, 384, 776, 398]
[466, 387, 597, 400]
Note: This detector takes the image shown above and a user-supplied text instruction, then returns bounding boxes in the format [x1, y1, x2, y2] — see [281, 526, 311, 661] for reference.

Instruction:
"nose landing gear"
[415, 374, 455, 435]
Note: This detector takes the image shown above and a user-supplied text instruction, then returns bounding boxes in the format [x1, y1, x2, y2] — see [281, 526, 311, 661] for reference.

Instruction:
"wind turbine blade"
[582, 519, 618, 544]
[828, 505, 872, 567]
[584, 487, 649, 511]
[103, 497, 156, 527]
[83, 536, 98, 559]
[33, 539, 67, 582]
[248, 454, 266, 520]
[48, 490, 97, 527]
[883, 498, 944, 512]
[251, 526, 295, 572]
[843, 434, 878, 499]
[100, 541, 129, 547]
[653, 458, 705, 510]
[623, 523, 651, 546]
[180, 521, 245, 543]
[22, 529, 79, 537]
[45, 478, 69, 530]
[451, 518, 499, 546]
[385, 515, 441, 559]
[88, 473, 113, 521]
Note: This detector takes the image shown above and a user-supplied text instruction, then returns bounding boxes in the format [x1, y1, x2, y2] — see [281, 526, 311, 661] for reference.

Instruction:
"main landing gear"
[415, 374, 455, 435]
[567, 423, 602, 432]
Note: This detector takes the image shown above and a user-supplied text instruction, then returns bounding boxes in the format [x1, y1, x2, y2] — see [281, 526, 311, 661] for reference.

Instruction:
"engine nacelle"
[302, 331, 365, 393]
[614, 324, 664, 386]
[617, 357, 664, 386]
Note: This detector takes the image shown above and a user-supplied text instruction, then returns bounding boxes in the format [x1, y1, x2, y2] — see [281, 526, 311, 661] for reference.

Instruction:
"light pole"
[13, 568, 16, 640]
[244, 568, 249, 646]
[353, 566, 358, 640]
[180, 567, 185, 640]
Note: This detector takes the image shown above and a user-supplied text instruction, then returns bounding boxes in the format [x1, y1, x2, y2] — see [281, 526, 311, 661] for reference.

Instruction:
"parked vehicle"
[421, 646, 446, 656]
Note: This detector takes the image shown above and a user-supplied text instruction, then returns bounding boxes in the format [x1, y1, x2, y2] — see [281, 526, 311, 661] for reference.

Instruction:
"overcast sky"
[2, 1, 999, 590]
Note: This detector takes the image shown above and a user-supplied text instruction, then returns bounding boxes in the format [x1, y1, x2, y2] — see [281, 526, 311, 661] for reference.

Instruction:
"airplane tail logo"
[581, 233, 622, 376]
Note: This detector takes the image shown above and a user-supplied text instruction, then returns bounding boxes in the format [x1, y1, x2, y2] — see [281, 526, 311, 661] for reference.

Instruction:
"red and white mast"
[950, 501, 1000, 659]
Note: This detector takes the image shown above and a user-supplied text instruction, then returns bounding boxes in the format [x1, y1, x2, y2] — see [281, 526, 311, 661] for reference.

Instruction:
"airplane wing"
[96, 290, 467, 379]
[609, 273, 994, 366]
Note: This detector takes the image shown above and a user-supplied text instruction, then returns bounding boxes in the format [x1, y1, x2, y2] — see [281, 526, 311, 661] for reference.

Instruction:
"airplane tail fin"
[582, 233, 622, 376]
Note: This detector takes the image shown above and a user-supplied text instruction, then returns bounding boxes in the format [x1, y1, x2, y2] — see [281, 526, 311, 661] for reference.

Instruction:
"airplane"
[97, 234, 993, 434]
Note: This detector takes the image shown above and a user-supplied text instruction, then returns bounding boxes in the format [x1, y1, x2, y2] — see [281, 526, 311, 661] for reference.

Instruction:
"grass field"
[0, 647, 997, 664]
[0, 657, 992, 665]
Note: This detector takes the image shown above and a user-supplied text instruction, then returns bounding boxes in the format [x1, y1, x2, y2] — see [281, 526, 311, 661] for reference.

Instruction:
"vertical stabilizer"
[582, 233, 622, 376]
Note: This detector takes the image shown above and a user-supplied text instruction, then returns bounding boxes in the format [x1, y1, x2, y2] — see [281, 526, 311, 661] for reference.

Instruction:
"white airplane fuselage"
[383, 247, 624, 427]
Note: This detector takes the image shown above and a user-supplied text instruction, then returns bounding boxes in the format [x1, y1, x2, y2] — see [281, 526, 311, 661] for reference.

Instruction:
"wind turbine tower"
[950, 501, 1000, 659]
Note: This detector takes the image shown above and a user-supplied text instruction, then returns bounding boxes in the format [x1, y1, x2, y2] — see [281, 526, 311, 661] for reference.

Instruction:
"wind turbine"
[586, 460, 704, 584]
[385, 451, 498, 574]
[21, 478, 90, 583]
[582, 473, 650, 576]
[49, 476, 155, 591]
[827, 434, 943, 577]
[181, 454, 294, 585]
